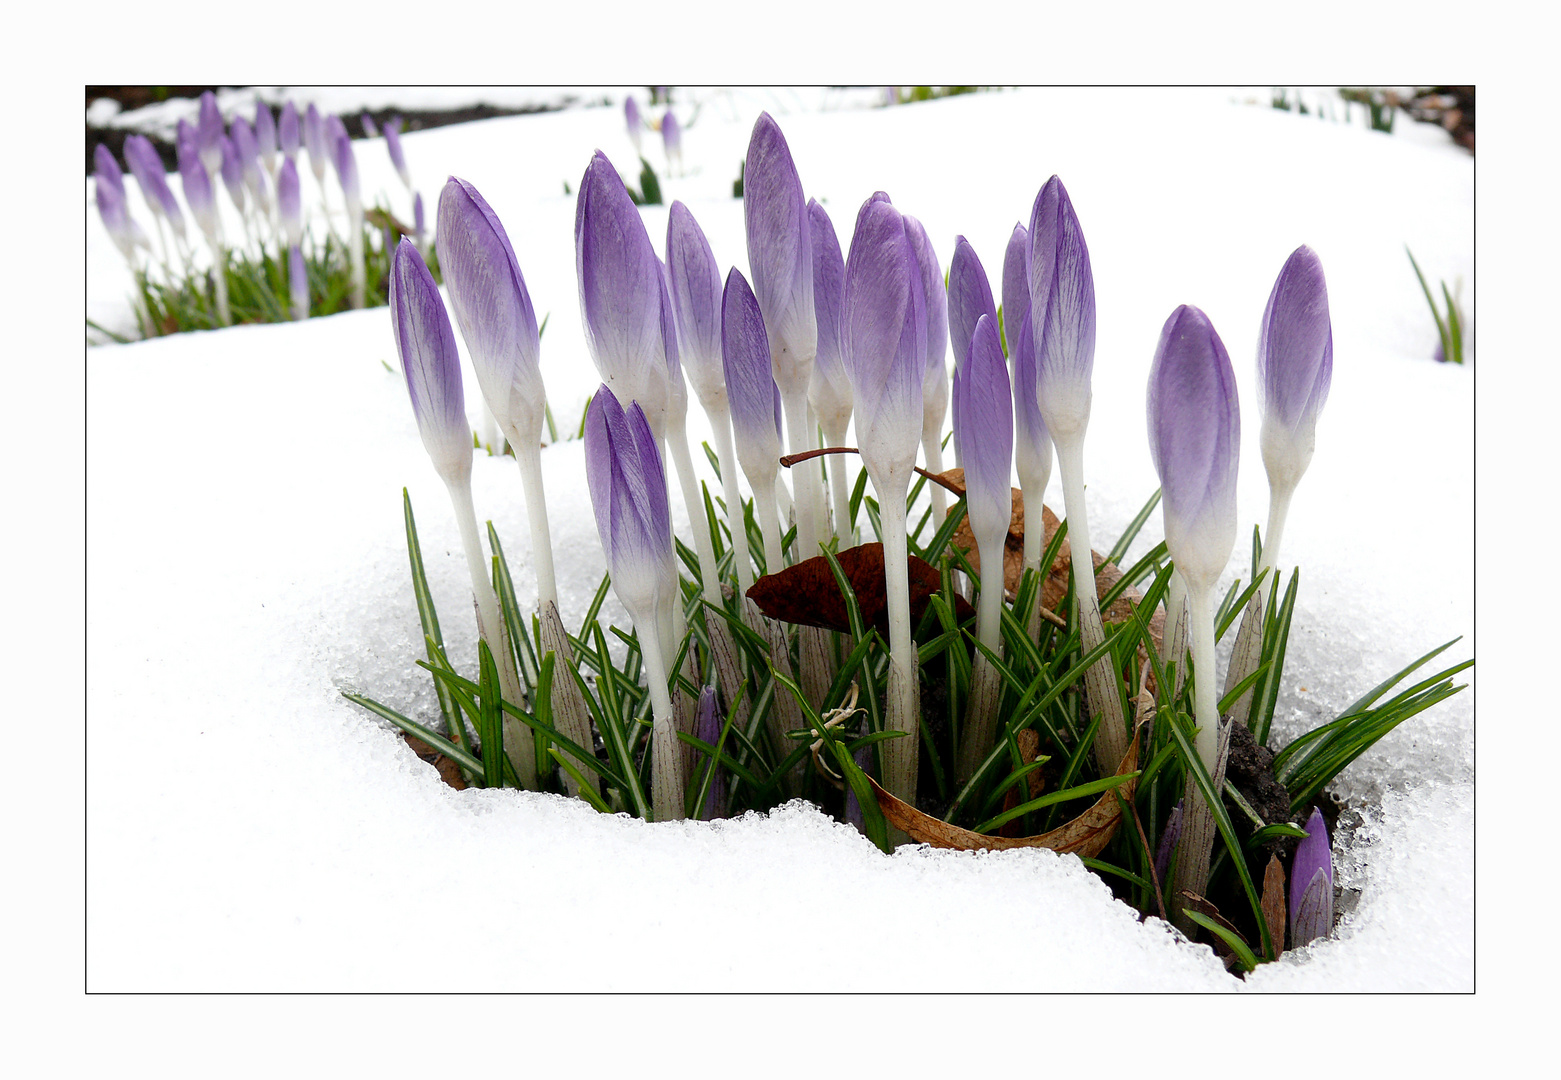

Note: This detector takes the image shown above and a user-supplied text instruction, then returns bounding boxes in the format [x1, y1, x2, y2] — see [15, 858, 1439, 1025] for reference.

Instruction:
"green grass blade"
[341, 691, 486, 779]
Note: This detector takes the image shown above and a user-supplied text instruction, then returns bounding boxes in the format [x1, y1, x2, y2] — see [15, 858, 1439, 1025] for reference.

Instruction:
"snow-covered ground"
[86, 86, 1472, 992]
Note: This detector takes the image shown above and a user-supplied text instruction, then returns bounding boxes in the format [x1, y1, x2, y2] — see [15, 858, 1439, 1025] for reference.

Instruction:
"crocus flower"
[624, 96, 643, 156]
[278, 101, 300, 161]
[277, 157, 303, 249]
[666, 201, 725, 414]
[842, 193, 927, 809]
[94, 144, 125, 201]
[952, 314, 1014, 781]
[661, 109, 682, 172]
[288, 244, 308, 321]
[1003, 220, 1054, 638]
[94, 155, 146, 263]
[332, 130, 359, 205]
[806, 197, 855, 542]
[196, 91, 225, 177]
[334, 132, 365, 309]
[218, 135, 247, 215]
[903, 215, 950, 507]
[303, 104, 327, 186]
[1258, 245, 1333, 497]
[413, 191, 426, 250]
[1289, 807, 1335, 948]
[574, 150, 665, 431]
[693, 685, 725, 820]
[947, 235, 997, 374]
[722, 267, 786, 572]
[176, 118, 196, 162]
[1001, 222, 1030, 359]
[178, 151, 220, 244]
[385, 120, 411, 191]
[389, 237, 534, 788]
[124, 135, 187, 247]
[230, 116, 270, 216]
[254, 100, 277, 176]
[360, 111, 378, 137]
[584, 384, 682, 819]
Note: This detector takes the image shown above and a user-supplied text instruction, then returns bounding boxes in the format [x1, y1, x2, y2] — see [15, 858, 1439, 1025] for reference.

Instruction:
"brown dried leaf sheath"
[1262, 854, 1287, 960]
[869, 731, 1140, 856]
[746, 543, 975, 634]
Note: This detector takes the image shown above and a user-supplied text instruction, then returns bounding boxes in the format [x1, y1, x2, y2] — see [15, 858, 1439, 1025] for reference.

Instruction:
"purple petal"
[384, 121, 410, 187]
[303, 104, 326, 176]
[1289, 807, 1335, 947]
[124, 135, 185, 236]
[218, 135, 246, 211]
[624, 97, 641, 136]
[1001, 222, 1030, 356]
[574, 150, 662, 401]
[279, 101, 300, 159]
[1258, 245, 1332, 444]
[694, 685, 725, 819]
[94, 167, 135, 257]
[389, 238, 470, 476]
[254, 101, 277, 164]
[414, 192, 425, 241]
[807, 198, 852, 425]
[1146, 304, 1240, 589]
[953, 315, 1013, 544]
[436, 176, 544, 441]
[178, 153, 218, 238]
[360, 111, 379, 137]
[93, 144, 125, 201]
[947, 235, 997, 373]
[842, 195, 924, 476]
[196, 91, 225, 172]
[584, 386, 673, 617]
[721, 268, 783, 471]
[661, 109, 681, 152]
[666, 200, 725, 409]
[903, 215, 947, 380]
[744, 112, 816, 380]
[1029, 177, 1096, 432]
[332, 132, 359, 202]
[277, 158, 302, 246]
[1011, 308, 1052, 484]
[1154, 801, 1183, 886]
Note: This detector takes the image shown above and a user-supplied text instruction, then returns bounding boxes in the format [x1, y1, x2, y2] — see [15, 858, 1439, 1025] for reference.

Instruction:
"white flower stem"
[957, 534, 1007, 784]
[1173, 588, 1227, 933]
[445, 476, 537, 789]
[922, 427, 948, 521]
[876, 468, 920, 811]
[1164, 569, 1189, 699]
[822, 418, 855, 545]
[514, 441, 558, 610]
[781, 385, 822, 562]
[636, 622, 685, 821]
[1055, 436, 1127, 774]
[1260, 482, 1294, 607]
[711, 412, 754, 595]
[1188, 585, 1219, 772]
[1222, 480, 1294, 724]
[208, 238, 231, 326]
[347, 200, 365, 309]
[1021, 486, 1046, 641]
[754, 475, 785, 578]
[667, 419, 723, 611]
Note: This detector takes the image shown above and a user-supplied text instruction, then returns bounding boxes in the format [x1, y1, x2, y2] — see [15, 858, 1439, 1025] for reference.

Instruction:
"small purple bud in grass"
[385, 121, 411, 190]
[1258, 245, 1333, 492]
[333, 132, 359, 206]
[953, 315, 1013, 547]
[279, 101, 300, 161]
[360, 111, 378, 137]
[574, 150, 663, 417]
[389, 238, 472, 481]
[277, 157, 303, 248]
[196, 91, 225, 176]
[124, 135, 186, 240]
[694, 685, 725, 819]
[624, 96, 643, 155]
[1289, 807, 1335, 948]
[304, 104, 327, 183]
[947, 235, 997, 373]
[583, 385, 675, 625]
[437, 176, 544, 447]
[842, 195, 925, 484]
[744, 112, 816, 391]
[1155, 800, 1183, 886]
[1146, 304, 1240, 593]
[1001, 223, 1029, 357]
[806, 198, 852, 433]
[218, 135, 246, 214]
[1029, 176, 1096, 441]
[288, 244, 308, 320]
[413, 191, 426, 248]
[179, 152, 220, 242]
[254, 100, 277, 172]
[95, 162, 144, 261]
[722, 268, 784, 480]
[666, 200, 726, 414]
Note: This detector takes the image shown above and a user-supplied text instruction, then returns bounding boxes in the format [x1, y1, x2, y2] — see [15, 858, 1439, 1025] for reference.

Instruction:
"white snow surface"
[87, 87, 1472, 991]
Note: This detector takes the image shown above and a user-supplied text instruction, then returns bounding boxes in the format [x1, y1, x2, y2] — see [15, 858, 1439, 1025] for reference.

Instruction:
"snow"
[86, 86, 1472, 992]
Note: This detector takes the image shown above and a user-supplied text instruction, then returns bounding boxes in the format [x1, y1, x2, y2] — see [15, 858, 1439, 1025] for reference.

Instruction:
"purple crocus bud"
[95, 162, 145, 261]
[178, 152, 220, 243]
[904, 214, 948, 397]
[806, 198, 851, 430]
[94, 144, 125, 201]
[953, 315, 1014, 547]
[1029, 176, 1096, 442]
[123, 135, 186, 240]
[325, 114, 348, 156]
[384, 121, 411, 190]
[176, 118, 196, 161]
[230, 117, 270, 215]
[360, 111, 378, 137]
[843, 744, 874, 833]
[722, 268, 784, 483]
[661, 109, 681, 159]
[574, 150, 664, 421]
[743, 112, 817, 392]
[655, 257, 686, 428]
[1146, 305, 1240, 594]
[277, 157, 303, 248]
[1289, 807, 1335, 948]
[842, 195, 926, 486]
[254, 101, 277, 174]
[583, 384, 675, 625]
[1154, 801, 1183, 886]
[278, 101, 300, 161]
[947, 235, 997, 373]
[1258, 245, 1333, 492]
[624, 96, 643, 156]
[694, 684, 725, 819]
[288, 244, 309, 320]
[333, 131, 359, 207]
[218, 135, 247, 214]
[303, 103, 327, 184]
[196, 91, 225, 177]
[436, 177, 545, 447]
[1011, 308, 1052, 500]
[665, 200, 726, 414]
[388, 238, 472, 482]
[1001, 222, 1030, 357]
[413, 191, 426, 247]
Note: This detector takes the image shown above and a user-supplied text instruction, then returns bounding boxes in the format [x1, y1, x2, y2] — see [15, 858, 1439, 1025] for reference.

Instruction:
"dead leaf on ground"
[402, 732, 468, 791]
[746, 543, 975, 634]
[1262, 854, 1287, 960]
[870, 729, 1139, 857]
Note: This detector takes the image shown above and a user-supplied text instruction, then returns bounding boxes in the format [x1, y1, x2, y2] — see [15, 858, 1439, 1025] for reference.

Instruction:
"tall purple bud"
[278, 101, 300, 162]
[947, 236, 998, 374]
[1289, 808, 1335, 948]
[1258, 246, 1333, 499]
[1001, 222, 1030, 360]
[661, 109, 682, 172]
[807, 198, 854, 540]
[385, 121, 411, 191]
[277, 157, 303, 248]
[230, 116, 270, 216]
[178, 152, 220, 244]
[666, 201, 726, 415]
[95, 153, 146, 262]
[124, 134, 185, 242]
[303, 104, 327, 187]
[390, 238, 471, 481]
[574, 150, 665, 433]
[196, 91, 225, 178]
[360, 111, 378, 137]
[254, 100, 277, 176]
[218, 135, 247, 215]
[624, 96, 643, 156]
[721, 269, 785, 519]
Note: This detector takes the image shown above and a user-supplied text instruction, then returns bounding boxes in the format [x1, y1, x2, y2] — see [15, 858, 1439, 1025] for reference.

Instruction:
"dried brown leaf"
[746, 543, 975, 634]
[1262, 854, 1287, 960]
